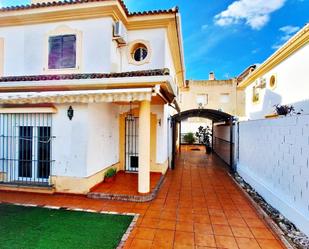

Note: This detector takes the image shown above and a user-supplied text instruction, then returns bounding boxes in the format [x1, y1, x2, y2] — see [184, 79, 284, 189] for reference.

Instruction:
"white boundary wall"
[237, 114, 309, 236]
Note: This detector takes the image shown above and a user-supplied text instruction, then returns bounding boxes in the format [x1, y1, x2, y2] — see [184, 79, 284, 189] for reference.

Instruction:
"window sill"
[43, 67, 81, 75]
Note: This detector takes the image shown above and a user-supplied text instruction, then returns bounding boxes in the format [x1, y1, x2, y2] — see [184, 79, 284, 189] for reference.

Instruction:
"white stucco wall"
[151, 104, 168, 164]
[86, 103, 119, 176]
[0, 21, 178, 80]
[237, 115, 309, 236]
[52, 103, 119, 178]
[245, 44, 309, 120]
[164, 32, 176, 83]
[0, 18, 114, 76]
[120, 28, 166, 72]
[52, 104, 89, 178]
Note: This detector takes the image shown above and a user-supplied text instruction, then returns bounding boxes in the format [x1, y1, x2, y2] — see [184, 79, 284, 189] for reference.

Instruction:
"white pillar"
[138, 100, 151, 193]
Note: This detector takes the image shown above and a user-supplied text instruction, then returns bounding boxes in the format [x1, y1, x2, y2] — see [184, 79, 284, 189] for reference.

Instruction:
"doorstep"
[87, 174, 165, 202]
[0, 183, 55, 194]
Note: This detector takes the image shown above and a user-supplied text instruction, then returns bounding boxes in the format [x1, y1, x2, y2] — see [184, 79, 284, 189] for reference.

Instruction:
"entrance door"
[125, 116, 139, 172]
[15, 126, 51, 184]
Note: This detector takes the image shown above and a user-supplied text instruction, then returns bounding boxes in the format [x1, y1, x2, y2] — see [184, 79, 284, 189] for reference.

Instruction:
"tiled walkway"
[0, 145, 285, 249]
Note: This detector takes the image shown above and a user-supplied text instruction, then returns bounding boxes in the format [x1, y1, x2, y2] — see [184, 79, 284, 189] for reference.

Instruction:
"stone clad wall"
[237, 114, 309, 236]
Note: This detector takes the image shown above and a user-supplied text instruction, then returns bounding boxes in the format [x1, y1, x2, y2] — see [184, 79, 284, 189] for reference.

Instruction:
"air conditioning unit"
[113, 21, 128, 45]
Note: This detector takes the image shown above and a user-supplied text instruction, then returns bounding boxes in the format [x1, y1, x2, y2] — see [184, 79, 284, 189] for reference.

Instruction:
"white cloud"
[272, 25, 300, 49]
[279, 25, 300, 35]
[214, 0, 286, 30]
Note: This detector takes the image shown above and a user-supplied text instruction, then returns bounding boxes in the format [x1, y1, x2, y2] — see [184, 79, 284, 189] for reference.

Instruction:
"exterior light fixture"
[67, 106, 74, 120]
[158, 118, 161, 126]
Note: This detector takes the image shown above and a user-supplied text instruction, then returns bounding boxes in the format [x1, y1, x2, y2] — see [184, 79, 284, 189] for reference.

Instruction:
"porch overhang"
[0, 69, 177, 96]
[0, 88, 155, 104]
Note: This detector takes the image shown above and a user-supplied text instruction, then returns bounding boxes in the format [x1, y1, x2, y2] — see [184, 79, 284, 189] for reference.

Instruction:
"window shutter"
[61, 35, 76, 68]
[48, 36, 62, 69]
[48, 35, 76, 69]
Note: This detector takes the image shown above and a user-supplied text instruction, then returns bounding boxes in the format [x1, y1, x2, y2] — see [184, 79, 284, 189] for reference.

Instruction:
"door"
[15, 126, 51, 184]
[125, 116, 139, 172]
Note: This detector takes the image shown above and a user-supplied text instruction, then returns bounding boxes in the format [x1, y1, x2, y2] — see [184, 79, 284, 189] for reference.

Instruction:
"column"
[138, 100, 151, 193]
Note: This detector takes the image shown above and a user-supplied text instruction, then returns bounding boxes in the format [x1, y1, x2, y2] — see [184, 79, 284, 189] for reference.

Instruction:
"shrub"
[105, 168, 117, 178]
[183, 132, 195, 144]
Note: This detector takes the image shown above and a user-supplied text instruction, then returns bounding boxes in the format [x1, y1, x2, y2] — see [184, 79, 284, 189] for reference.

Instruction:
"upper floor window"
[133, 45, 148, 62]
[48, 35, 76, 69]
[128, 40, 151, 66]
[196, 94, 208, 108]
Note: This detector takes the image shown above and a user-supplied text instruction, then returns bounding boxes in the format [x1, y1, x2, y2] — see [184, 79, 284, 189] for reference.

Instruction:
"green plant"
[105, 168, 117, 178]
[273, 104, 303, 116]
[195, 126, 212, 148]
[183, 132, 195, 144]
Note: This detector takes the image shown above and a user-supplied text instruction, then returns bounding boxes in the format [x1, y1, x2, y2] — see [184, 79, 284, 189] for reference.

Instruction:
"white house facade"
[238, 24, 309, 120]
[0, 0, 185, 194]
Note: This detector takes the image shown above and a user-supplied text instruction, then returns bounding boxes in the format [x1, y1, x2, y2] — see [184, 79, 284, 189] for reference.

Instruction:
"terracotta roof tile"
[0, 0, 178, 17]
[0, 68, 170, 82]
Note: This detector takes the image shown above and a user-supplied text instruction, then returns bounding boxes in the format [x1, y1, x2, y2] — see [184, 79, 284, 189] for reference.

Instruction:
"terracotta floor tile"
[173, 244, 195, 249]
[215, 235, 238, 249]
[178, 213, 194, 222]
[250, 228, 276, 240]
[129, 238, 153, 249]
[245, 218, 266, 228]
[236, 237, 261, 249]
[194, 234, 216, 247]
[158, 219, 176, 230]
[231, 226, 254, 238]
[135, 228, 156, 241]
[140, 218, 160, 229]
[161, 211, 177, 220]
[209, 208, 225, 216]
[257, 239, 283, 249]
[193, 214, 211, 224]
[154, 229, 175, 243]
[195, 247, 217, 249]
[227, 217, 248, 227]
[194, 223, 213, 234]
[151, 240, 173, 249]
[174, 231, 195, 246]
[212, 224, 233, 236]
[176, 221, 194, 232]
[210, 215, 229, 225]
[144, 210, 161, 219]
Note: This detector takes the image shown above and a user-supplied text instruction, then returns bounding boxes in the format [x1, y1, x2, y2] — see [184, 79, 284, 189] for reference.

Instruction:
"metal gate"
[125, 116, 139, 172]
[0, 113, 54, 186]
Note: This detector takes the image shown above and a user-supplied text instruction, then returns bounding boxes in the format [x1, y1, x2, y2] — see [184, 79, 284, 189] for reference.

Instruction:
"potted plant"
[196, 126, 212, 154]
[183, 132, 195, 144]
[266, 104, 303, 118]
[104, 168, 117, 183]
[274, 104, 295, 116]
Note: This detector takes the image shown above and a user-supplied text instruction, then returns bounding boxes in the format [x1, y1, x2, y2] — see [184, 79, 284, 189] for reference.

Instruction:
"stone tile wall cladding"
[237, 114, 309, 237]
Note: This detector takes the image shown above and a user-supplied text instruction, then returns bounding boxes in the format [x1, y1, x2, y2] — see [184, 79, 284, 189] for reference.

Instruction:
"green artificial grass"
[0, 204, 133, 249]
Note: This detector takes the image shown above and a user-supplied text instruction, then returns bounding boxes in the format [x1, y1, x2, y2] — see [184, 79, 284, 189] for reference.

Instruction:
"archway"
[171, 109, 235, 172]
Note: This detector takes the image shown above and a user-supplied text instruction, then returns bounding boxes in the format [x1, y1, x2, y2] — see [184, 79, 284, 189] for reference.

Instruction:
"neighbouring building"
[0, 0, 185, 194]
[179, 72, 244, 134]
[237, 23, 309, 120]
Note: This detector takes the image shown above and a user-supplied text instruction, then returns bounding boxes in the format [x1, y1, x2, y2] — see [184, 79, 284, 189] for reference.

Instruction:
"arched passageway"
[171, 109, 235, 172]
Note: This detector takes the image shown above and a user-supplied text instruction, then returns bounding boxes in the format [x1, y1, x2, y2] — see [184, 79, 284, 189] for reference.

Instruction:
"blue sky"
[1, 0, 308, 79]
